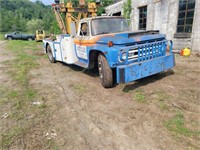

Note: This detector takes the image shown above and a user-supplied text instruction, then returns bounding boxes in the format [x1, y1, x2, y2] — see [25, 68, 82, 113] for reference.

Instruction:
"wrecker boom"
[52, 0, 98, 34]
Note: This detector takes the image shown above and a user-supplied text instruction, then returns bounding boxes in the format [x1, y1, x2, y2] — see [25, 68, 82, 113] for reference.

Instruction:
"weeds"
[154, 90, 169, 101]
[0, 33, 5, 40]
[1, 126, 24, 149]
[134, 89, 146, 103]
[159, 102, 169, 111]
[165, 111, 200, 137]
[0, 40, 51, 149]
[72, 83, 86, 93]
[151, 90, 170, 110]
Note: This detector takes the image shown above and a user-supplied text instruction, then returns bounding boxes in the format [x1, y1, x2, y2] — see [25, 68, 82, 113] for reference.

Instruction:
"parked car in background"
[4, 31, 35, 41]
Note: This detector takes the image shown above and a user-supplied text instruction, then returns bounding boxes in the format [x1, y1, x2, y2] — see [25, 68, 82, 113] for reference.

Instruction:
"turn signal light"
[107, 41, 113, 47]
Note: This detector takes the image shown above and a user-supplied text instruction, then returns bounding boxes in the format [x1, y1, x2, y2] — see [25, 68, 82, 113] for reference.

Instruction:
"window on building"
[177, 0, 195, 33]
[139, 6, 147, 30]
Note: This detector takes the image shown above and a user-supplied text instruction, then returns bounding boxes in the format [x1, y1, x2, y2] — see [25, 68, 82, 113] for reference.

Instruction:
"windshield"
[91, 18, 129, 36]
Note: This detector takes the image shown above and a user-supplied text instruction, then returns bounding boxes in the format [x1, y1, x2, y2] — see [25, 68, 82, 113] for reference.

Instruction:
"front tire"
[27, 37, 33, 41]
[47, 45, 56, 63]
[98, 53, 113, 88]
[7, 37, 12, 40]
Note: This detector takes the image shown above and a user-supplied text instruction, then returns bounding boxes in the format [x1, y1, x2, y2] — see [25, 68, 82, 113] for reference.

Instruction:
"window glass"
[186, 18, 193, 25]
[139, 6, 147, 30]
[188, 1, 195, 9]
[187, 11, 194, 17]
[179, 3, 186, 11]
[91, 18, 129, 36]
[80, 22, 89, 36]
[178, 12, 185, 18]
[177, 26, 184, 32]
[178, 19, 185, 25]
[185, 26, 192, 33]
[177, 0, 195, 33]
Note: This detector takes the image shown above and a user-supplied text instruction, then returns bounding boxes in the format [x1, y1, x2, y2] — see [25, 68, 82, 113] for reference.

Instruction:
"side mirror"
[70, 22, 76, 37]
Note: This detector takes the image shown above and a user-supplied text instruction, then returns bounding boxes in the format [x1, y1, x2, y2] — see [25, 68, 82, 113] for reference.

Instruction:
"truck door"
[13, 32, 21, 39]
[74, 21, 90, 60]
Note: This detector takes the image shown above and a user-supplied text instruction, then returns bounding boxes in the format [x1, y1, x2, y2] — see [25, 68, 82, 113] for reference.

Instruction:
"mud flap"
[116, 54, 175, 83]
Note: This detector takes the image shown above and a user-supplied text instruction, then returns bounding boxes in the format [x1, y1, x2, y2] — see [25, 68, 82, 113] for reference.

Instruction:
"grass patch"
[0, 40, 52, 149]
[0, 33, 5, 40]
[165, 111, 200, 137]
[6, 41, 40, 86]
[150, 90, 170, 110]
[155, 90, 169, 101]
[1, 126, 25, 149]
[159, 101, 169, 111]
[133, 89, 146, 103]
[72, 83, 86, 93]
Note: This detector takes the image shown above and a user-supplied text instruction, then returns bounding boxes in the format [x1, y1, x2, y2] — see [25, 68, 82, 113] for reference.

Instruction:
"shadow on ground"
[122, 70, 175, 92]
[62, 62, 99, 77]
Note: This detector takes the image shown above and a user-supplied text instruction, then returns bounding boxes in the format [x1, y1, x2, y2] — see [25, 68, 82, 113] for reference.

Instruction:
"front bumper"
[116, 54, 175, 83]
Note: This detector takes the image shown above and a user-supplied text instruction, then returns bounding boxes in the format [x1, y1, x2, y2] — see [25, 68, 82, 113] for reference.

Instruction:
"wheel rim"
[98, 57, 103, 80]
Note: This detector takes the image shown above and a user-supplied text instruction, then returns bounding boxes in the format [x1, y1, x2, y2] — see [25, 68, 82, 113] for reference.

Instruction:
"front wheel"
[47, 45, 56, 63]
[7, 37, 12, 40]
[98, 53, 113, 88]
[27, 37, 33, 41]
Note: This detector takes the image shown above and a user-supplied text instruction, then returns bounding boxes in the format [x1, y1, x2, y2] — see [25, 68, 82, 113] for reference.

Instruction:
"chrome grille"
[128, 41, 167, 62]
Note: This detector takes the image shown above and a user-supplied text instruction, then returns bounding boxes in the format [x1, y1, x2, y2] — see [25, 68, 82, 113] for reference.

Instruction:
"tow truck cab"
[43, 16, 175, 88]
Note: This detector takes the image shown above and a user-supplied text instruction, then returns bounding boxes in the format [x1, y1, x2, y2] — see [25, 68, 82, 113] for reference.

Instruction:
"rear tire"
[47, 45, 56, 63]
[98, 53, 113, 88]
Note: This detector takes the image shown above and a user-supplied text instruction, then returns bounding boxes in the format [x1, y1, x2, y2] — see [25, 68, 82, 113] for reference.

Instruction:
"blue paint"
[116, 54, 175, 83]
[96, 33, 165, 45]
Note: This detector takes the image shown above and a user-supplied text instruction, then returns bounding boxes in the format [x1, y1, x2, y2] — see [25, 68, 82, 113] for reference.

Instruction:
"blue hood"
[96, 31, 166, 45]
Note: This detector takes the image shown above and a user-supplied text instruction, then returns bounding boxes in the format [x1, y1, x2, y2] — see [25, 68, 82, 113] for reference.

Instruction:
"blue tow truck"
[43, 16, 175, 88]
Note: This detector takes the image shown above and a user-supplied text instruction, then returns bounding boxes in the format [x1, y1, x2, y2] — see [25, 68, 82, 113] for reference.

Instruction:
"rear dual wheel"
[98, 53, 114, 88]
[47, 45, 56, 63]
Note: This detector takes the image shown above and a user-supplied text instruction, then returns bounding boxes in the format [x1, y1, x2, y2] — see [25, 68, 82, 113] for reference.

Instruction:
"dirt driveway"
[1, 40, 200, 150]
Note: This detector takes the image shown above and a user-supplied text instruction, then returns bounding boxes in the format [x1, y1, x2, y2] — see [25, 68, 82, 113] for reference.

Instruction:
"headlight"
[4, 34, 7, 38]
[121, 52, 127, 61]
[118, 49, 127, 62]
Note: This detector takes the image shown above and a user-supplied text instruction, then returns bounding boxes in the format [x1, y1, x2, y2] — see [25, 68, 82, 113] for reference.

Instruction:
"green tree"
[123, 0, 132, 19]
[26, 19, 44, 33]
[0, 0, 55, 32]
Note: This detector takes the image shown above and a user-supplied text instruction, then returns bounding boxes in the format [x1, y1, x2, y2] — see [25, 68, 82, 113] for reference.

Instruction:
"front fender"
[89, 44, 120, 68]
[43, 39, 54, 54]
